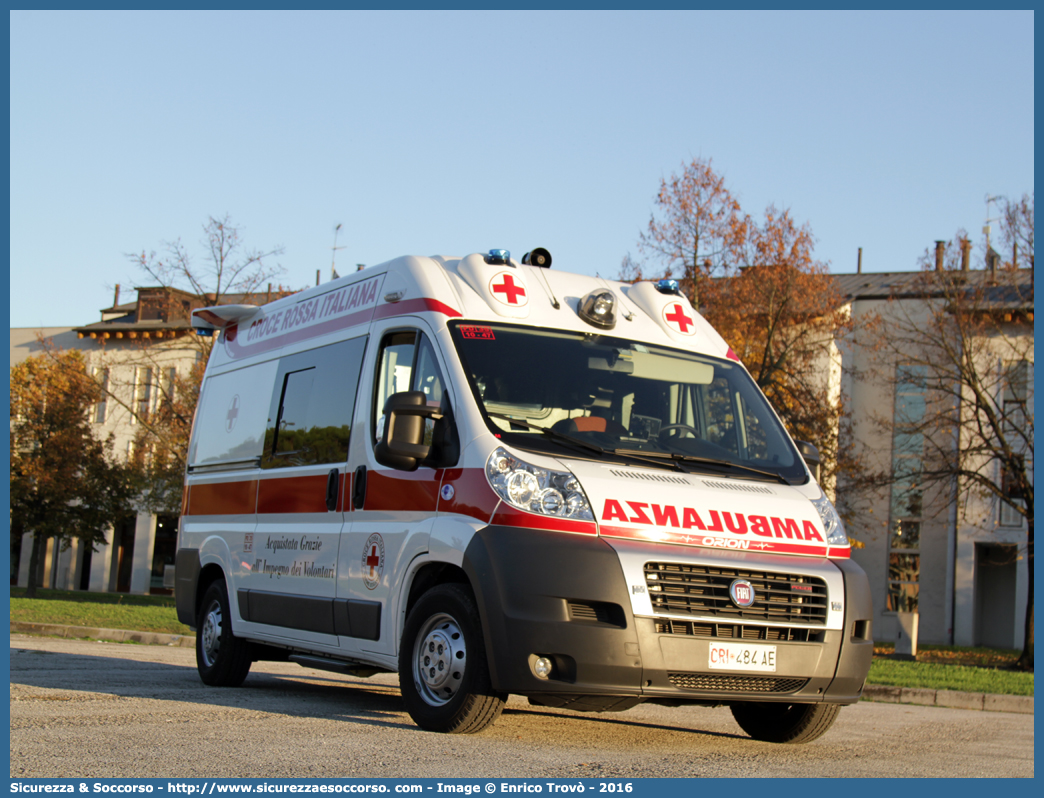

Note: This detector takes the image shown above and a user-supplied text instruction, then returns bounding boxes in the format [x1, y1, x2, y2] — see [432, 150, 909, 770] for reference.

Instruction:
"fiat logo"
[730, 579, 756, 608]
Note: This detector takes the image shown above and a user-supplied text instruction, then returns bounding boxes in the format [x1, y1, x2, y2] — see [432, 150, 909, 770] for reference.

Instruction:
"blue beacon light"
[655, 279, 681, 296]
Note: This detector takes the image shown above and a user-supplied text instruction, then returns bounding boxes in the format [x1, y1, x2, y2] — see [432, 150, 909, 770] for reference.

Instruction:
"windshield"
[449, 321, 806, 484]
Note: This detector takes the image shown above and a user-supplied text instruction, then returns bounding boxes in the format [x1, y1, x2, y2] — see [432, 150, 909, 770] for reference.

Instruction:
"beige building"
[836, 268, 1033, 650]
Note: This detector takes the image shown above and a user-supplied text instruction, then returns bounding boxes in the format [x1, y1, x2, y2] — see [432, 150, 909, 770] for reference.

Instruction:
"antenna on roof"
[984, 194, 1004, 257]
[331, 223, 346, 280]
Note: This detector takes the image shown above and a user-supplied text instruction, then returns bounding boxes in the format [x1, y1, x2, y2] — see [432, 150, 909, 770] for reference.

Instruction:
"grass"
[10, 587, 192, 635]
[867, 642, 1032, 696]
[8, 589, 1035, 696]
[868, 658, 1033, 696]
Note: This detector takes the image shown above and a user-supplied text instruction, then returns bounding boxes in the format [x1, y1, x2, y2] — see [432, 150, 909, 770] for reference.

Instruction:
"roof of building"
[73, 285, 298, 339]
[831, 269, 1033, 309]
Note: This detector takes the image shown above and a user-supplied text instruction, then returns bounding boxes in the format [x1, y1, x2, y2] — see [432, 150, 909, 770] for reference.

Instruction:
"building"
[836, 265, 1033, 651]
[11, 284, 292, 595]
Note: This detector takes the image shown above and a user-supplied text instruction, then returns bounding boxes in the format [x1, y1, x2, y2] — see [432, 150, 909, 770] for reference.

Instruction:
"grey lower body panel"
[463, 526, 873, 706]
[174, 548, 201, 627]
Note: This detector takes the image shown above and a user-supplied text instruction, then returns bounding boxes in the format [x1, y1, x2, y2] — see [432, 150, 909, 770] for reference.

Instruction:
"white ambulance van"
[176, 248, 873, 743]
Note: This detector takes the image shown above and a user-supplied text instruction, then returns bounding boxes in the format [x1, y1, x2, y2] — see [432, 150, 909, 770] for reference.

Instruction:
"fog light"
[534, 656, 553, 679]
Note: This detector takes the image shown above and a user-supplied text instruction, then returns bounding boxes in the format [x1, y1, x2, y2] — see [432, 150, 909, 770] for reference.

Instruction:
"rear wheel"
[399, 584, 506, 733]
[196, 579, 252, 687]
[730, 701, 841, 744]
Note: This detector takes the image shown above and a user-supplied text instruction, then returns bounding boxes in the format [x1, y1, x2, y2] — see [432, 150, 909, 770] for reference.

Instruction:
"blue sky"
[9, 10, 1034, 328]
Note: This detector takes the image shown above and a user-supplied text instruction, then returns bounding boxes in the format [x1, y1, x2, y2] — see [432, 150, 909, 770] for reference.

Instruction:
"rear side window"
[261, 336, 368, 468]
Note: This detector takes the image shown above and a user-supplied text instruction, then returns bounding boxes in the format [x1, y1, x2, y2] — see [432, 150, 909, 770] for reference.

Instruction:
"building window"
[159, 367, 177, 416]
[134, 367, 154, 422]
[886, 364, 926, 613]
[92, 367, 109, 424]
[999, 360, 1031, 528]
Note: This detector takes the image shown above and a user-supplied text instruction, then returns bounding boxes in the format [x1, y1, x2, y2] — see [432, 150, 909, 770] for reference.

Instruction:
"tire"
[398, 584, 506, 734]
[730, 701, 842, 744]
[196, 579, 252, 687]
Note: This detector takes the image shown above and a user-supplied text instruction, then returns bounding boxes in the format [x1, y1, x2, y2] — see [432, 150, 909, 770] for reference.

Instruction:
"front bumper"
[462, 526, 873, 707]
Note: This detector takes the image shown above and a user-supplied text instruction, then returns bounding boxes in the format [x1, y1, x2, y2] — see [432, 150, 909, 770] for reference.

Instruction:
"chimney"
[935, 241, 945, 272]
[857, 247, 863, 274]
[266, 283, 272, 304]
[316, 269, 320, 286]
[113, 284, 121, 307]
[960, 238, 971, 272]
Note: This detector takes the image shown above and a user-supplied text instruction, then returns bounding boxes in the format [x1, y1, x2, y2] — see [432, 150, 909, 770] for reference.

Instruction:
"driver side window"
[373, 330, 446, 444]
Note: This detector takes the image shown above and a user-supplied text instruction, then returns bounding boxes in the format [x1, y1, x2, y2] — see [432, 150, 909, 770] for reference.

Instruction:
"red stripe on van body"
[364, 469, 441, 513]
[491, 504, 598, 535]
[372, 298, 461, 320]
[186, 479, 258, 516]
[437, 467, 499, 523]
[257, 473, 344, 514]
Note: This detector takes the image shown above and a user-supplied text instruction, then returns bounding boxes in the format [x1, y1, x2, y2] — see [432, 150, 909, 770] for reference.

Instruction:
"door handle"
[326, 469, 339, 511]
[352, 465, 367, 510]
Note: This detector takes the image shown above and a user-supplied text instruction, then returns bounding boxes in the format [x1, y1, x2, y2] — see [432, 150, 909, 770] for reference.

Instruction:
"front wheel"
[730, 701, 841, 744]
[196, 579, 252, 687]
[399, 584, 506, 733]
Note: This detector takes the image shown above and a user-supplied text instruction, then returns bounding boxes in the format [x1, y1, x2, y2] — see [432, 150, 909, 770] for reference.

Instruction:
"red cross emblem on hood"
[663, 303, 695, 335]
[490, 272, 527, 306]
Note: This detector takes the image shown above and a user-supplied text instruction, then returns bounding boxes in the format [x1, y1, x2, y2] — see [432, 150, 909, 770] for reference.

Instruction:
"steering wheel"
[658, 424, 700, 439]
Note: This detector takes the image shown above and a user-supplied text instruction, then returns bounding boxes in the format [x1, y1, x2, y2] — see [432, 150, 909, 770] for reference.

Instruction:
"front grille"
[568, 601, 624, 627]
[668, 673, 808, 693]
[654, 619, 824, 643]
[645, 562, 828, 625]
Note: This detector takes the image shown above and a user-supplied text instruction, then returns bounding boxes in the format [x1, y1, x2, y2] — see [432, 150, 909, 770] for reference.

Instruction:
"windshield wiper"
[485, 413, 686, 472]
[613, 448, 791, 485]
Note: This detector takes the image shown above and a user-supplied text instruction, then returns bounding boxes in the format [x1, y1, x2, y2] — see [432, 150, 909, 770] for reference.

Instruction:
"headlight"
[486, 447, 594, 521]
[811, 491, 848, 546]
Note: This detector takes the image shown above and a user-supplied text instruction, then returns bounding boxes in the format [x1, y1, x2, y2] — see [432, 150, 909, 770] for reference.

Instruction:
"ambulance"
[175, 248, 873, 743]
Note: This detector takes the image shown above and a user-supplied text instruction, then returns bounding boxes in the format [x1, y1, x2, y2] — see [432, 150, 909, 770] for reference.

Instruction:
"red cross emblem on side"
[362, 533, 385, 590]
[662, 302, 696, 336]
[489, 272, 528, 306]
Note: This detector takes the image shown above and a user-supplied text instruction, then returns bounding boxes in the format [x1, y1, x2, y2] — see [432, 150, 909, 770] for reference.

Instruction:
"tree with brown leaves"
[633, 157, 746, 309]
[627, 160, 854, 492]
[703, 206, 853, 490]
[11, 350, 135, 597]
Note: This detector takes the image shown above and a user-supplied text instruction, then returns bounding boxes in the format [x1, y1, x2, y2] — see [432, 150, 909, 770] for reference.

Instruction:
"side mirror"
[795, 440, 821, 483]
[375, 391, 441, 471]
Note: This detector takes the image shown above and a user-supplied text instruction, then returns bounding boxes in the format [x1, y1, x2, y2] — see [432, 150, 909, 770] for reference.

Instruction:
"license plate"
[708, 642, 777, 672]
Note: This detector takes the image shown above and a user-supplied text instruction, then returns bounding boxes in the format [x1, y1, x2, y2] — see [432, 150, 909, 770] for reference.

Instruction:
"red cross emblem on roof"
[489, 272, 528, 306]
[663, 303, 696, 335]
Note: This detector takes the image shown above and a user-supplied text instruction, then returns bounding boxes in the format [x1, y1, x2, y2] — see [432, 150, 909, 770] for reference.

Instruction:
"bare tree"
[851, 236, 1033, 669]
[43, 216, 292, 516]
[129, 213, 285, 302]
[1001, 192, 1034, 268]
